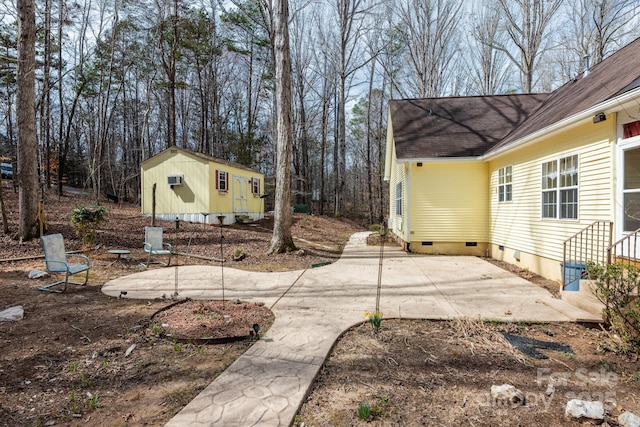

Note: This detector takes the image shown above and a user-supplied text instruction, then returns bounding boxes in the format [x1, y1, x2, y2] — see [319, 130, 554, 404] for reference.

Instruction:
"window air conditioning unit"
[168, 174, 184, 186]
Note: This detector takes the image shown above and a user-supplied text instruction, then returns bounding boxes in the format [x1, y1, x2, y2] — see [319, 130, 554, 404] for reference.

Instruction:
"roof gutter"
[482, 86, 640, 160]
[393, 156, 482, 163]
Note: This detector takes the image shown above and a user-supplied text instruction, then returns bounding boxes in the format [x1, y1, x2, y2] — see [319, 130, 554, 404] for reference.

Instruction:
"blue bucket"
[562, 261, 585, 291]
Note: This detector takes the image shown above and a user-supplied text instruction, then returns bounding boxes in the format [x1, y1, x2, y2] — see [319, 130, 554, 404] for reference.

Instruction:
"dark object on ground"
[312, 261, 331, 268]
[106, 193, 119, 203]
[502, 333, 574, 359]
[1, 162, 12, 179]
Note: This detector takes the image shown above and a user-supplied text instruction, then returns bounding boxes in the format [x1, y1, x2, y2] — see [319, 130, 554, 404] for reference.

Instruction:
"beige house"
[385, 37, 640, 287]
[141, 147, 264, 225]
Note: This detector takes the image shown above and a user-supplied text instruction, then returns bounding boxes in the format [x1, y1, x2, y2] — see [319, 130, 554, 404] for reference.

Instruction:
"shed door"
[233, 176, 249, 214]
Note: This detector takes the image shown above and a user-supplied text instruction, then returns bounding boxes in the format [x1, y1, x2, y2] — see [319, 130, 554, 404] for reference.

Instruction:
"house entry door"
[233, 176, 249, 214]
[620, 146, 640, 259]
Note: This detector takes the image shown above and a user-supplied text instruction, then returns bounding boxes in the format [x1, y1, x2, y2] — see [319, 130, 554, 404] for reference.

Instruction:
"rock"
[620, 411, 640, 427]
[293, 249, 306, 256]
[0, 306, 24, 322]
[545, 383, 555, 397]
[564, 399, 604, 423]
[124, 343, 137, 358]
[28, 270, 47, 279]
[490, 384, 525, 405]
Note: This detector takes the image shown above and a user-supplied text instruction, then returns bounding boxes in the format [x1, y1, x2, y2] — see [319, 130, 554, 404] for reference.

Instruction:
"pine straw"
[448, 316, 529, 365]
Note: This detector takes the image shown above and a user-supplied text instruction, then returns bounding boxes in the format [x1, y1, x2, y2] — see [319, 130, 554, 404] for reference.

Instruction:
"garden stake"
[185, 222, 198, 262]
[217, 215, 226, 308]
[174, 218, 179, 297]
[376, 222, 386, 314]
[174, 264, 178, 298]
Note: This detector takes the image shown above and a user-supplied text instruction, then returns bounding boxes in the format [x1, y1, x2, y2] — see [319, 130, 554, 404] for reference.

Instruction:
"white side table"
[108, 249, 131, 267]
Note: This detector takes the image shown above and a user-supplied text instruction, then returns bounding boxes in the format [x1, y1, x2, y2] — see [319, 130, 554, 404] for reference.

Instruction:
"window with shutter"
[216, 169, 228, 192]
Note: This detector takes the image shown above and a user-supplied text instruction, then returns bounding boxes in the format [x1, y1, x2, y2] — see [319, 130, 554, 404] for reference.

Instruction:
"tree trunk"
[335, 75, 345, 217]
[0, 180, 8, 234]
[16, 0, 39, 241]
[268, 0, 295, 254]
[365, 61, 375, 225]
[42, 0, 52, 189]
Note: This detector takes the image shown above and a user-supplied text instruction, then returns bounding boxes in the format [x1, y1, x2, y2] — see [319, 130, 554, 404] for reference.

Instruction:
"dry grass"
[448, 317, 528, 364]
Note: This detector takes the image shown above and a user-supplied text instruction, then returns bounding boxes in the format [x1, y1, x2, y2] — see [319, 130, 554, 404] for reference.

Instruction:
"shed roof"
[141, 147, 261, 174]
[390, 36, 640, 159]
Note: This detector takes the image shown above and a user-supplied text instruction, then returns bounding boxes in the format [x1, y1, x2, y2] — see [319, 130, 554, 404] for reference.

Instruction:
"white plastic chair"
[40, 234, 91, 293]
[143, 226, 173, 267]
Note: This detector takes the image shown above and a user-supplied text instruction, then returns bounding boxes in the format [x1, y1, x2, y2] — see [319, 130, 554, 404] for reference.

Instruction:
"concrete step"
[536, 297, 603, 323]
[235, 215, 253, 224]
[560, 279, 605, 319]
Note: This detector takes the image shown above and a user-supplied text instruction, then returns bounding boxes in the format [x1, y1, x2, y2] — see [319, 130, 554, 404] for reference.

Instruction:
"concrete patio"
[102, 231, 599, 426]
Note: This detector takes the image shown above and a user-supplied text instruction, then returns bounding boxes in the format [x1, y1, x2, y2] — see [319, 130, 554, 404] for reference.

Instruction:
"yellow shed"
[141, 147, 264, 225]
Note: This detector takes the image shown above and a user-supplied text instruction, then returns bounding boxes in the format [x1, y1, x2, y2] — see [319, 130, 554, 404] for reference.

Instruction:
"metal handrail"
[562, 221, 613, 290]
[607, 227, 640, 268]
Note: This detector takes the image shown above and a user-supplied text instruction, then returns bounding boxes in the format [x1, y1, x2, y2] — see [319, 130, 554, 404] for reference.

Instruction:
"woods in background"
[1, 0, 639, 236]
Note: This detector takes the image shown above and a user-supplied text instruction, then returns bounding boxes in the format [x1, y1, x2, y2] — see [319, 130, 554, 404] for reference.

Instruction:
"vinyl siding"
[141, 150, 210, 215]
[387, 142, 407, 239]
[489, 120, 615, 263]
[409, 161, 489, 242]
[209, 164, 264, 216]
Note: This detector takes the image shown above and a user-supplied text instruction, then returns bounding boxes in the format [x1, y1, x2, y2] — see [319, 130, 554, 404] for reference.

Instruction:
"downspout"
[383, 110, 394, 182]
[405, 162, 411, 250]
[613, 112, 622, 241]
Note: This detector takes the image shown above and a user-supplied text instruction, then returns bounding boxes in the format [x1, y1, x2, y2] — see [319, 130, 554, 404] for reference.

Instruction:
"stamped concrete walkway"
[102, 232, 594, 427]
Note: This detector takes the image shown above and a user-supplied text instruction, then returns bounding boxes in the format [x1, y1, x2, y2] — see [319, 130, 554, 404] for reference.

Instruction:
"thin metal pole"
[217, 215, 225, 308]
[376, 222, 386, 314]
[174, 217, 179, 297]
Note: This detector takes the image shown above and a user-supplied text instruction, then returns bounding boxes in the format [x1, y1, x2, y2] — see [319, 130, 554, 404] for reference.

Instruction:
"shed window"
[216, 169, 228, 192]
[395, 182, 402, 216]
[251, 177, 260, 195]
[541, 155, 578, 220]
[498, 166, 512, 202]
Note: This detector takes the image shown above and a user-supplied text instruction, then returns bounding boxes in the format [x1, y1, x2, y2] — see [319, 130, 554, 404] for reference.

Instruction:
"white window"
[395, 182, 402, 216]
[216, 169, 228, 192]
[498, 166, 512, 202]
[623, 147, 640, 232]
[251, 177, 260, 195]
[541, 154, 578, 219]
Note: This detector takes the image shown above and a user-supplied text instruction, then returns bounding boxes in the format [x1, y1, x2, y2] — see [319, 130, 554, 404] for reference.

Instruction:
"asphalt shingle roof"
[390, 36, 640, 159]
[390, 94, 548, 158]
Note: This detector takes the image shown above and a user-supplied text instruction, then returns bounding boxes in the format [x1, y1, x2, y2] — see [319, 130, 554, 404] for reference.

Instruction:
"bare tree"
[396, 0, 463, 98]
[290, 4, 315, 208]
[155, 0, 180, 147]
[590, 0, 639, 64]
[16, 0, 39, 240]
[268, 0, 295, 254]
[330, 0, 374, 216]
[468, 1, 512, 95]
[562, 0, 639, 71]
[311, 29, 337, 216]
[495, 0, 562, 93]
